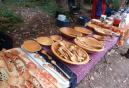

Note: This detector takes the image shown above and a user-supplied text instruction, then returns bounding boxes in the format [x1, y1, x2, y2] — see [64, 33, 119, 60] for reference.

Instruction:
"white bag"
[126, 38, 129, 45]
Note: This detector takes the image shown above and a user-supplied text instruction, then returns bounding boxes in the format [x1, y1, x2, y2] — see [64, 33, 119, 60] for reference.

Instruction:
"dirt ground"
[78, 45, 129, 88]
[7, 7, 60, 46]
[6, 7, 129, 88]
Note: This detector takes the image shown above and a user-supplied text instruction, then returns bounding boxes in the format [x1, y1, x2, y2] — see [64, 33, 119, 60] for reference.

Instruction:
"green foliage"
[40, 0, 63, 15]
[3, 0, 41, 8]
[0, 9, 22, 23]
[3, 0, 63, 15]
[0, 8, 23, 32]
[0, 0, 63, 32]
[112, 0, 120, 10]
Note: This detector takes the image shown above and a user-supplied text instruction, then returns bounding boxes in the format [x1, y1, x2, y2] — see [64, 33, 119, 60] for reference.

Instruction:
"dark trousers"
[68, 0, 75, 8]
[127, 0, 129, 4]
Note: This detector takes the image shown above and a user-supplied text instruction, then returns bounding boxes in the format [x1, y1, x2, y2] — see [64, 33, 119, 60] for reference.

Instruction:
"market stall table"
[2, 33, 120, 88]
[4, 21, 126, 88]
[65, 36, 119, 83]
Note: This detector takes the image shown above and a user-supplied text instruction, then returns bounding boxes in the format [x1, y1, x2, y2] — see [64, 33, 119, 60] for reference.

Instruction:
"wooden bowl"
[74, 27, 93, 35]
[50, 35, 62, 42]
[59, 27, 83, 38]
[74, 37, 104, 53]
[51, 41, 90, 65]
[36, 37, 54, 46]
[22, 40, 42, 52]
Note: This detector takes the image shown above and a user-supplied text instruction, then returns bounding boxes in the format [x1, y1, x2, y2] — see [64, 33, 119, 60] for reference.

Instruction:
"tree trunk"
[0, 0, 3, 4]
[56, 0, 69, 11]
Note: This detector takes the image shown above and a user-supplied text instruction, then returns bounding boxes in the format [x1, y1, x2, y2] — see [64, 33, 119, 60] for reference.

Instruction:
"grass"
[0, 7, 23, 32]
[3, 0, 40, 8]
[0, 0, 63, 32]
[0, 8, 22, 23]
[39, 0, 63, 15]
[3, 0, 64, 15]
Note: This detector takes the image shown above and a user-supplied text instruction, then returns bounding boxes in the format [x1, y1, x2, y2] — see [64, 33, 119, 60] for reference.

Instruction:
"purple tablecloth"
[65, 37, 119, 83]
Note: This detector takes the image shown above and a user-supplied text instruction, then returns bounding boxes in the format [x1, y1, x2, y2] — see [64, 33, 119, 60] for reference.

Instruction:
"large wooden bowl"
[51, 41, 90, 65]
[74, 27, 93, 35]
[59, 27, 83, 38]
[74, 37, 104, 53]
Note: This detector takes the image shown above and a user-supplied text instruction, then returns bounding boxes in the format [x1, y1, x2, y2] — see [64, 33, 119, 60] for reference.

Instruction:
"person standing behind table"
[91, 0, 107, 19]
[68, 0, 75, 8]
[106, 0, 113, 17]
[120, 0, 126, 7]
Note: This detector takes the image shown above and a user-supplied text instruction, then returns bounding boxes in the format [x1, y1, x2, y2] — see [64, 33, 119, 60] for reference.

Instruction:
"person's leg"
[68, 0, 75, 9]
[91, 0, 99, 18]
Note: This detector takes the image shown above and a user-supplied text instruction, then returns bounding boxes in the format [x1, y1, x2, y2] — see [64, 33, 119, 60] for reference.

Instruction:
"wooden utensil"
[51, 41, 90, 65]
[41, 50, 71, 79]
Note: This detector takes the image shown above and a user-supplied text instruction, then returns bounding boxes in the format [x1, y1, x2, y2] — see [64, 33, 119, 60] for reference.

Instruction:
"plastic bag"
[126, 38, 129, 45]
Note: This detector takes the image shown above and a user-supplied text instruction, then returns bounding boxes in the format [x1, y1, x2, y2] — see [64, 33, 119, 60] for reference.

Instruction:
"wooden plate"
[74, 27, 93, 35]
[50, 35, 62, 42]
[22, 40, 41, 52]
[92, 34, 105, 41]
[74, 37, 104, 53]
[86, 22, 98, 29]
[60, 27, 83, 38]
[51, 41, 90, 65]
[36, 37, 54, 46]
[94, 27, 113, 35]
[91, 19, 101, 23]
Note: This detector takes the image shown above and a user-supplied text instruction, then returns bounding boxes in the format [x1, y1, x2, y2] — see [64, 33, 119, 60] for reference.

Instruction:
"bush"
[40, 0, 63, 15]
[0, 8, 23, 32]
[0, 9, 22, 23]
[3, 0, 63, 15]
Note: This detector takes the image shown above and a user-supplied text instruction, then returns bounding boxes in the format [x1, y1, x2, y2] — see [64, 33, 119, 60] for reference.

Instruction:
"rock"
[90, 76, 94, 80]
[109, 67, 112, 71]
